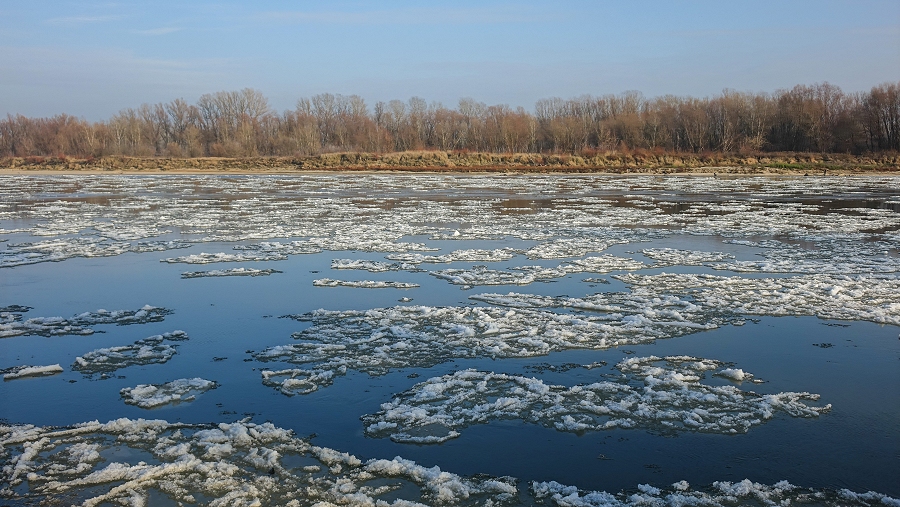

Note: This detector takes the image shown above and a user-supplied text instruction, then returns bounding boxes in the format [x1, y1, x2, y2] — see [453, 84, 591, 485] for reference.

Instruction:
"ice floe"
[2, 175, 898, 276]
[385, 248, 520, 264]
[640, 247, 735, 266]
[72, 331, 188, 375]
[162, 252, 287, 264]
[120, 378, 217, 408]
[254, 303, 726, 395]
[1, 238, 191, 268]
[530, 479, 899, 507]
[0, 305, 172, 338]
[615, 272, 900, 325]
[0, 417, 893, 507]
[430, 255, 648, 288]
[1, 364, 63, 380]
[0, 418, 518, 506]
[331, 258, 419, 272]
[181, 267, 281, 278]
[313, 278, 420, 289]
[362, 356, 825, 443]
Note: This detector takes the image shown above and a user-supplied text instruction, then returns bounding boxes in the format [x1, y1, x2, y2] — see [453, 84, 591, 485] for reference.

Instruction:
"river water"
[1, 174, 898, 506]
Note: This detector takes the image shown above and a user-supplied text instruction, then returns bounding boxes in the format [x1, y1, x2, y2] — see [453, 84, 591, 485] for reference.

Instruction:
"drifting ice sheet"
[73, 331, 188, 375]
[120, 378, 218, 408]
[362, 356, 827, 443]
[254, 302, 725, 394]
[181, 267, 281, 278]
[0, 305, 172, 338]
[2, 364, 63, 380]
[313, 278, 420, 289]
[0, 417, 893, 507]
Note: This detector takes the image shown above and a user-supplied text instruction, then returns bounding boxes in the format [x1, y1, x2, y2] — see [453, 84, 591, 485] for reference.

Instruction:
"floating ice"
[0, 238, 192, 268]
[713, 236, 900, 274]
[386, 248, 520, 264]
[0, 417, 891, 506]
[254, 303, 726, 395]
[641, 247, 735, 266]
[430, 256, 648, 288]
[72, 331, 188, 375]
[530, 479, 899, 507]
[331, 258, 419, 272]
[616, 272, 900, 325]
[0, 305, 172, 338]
[1, 364, 63, 380]
[362, 356, 827, 443]
[313, 279, 420, 289]
[162, 252, 287, 264]
[3, 176, 898, 275]
[0, 418, 518, 506]
[234, 240, 323, 255]
[120, 378, 218, 408]
[181, 267, 281, 278]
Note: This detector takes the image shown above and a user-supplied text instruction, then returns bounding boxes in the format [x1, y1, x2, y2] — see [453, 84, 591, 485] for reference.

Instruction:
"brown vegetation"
[1, 82, 898, 172]
[1, 151, 896, 174]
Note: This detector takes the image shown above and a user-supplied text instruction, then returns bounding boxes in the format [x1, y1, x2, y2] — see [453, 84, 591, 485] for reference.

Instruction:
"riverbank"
[1, 151, 898, 174]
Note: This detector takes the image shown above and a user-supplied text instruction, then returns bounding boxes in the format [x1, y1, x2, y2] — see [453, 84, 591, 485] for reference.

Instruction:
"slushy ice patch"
[0, 305, 172, 338]
[73, 331, 188, 375]
[362, 356, 828, 443]
[181, 267, 281, 278]
[254, 303, 722, 395]
[0, 418, 893, 507]
[0, 418, 518, 506]
[120, 378, 218, 408]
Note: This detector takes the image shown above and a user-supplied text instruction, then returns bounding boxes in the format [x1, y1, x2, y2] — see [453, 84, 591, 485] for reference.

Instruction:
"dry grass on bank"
[1, 151, 898, 174]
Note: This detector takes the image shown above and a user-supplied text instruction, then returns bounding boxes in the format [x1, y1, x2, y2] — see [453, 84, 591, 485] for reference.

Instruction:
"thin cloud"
[256, 6, 540, 25]
[45, 14, 125, 24]
[133, 27, 183, 36]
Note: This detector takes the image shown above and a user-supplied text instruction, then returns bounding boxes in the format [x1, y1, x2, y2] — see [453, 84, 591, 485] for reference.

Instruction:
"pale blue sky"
[2, 1, 898, 119]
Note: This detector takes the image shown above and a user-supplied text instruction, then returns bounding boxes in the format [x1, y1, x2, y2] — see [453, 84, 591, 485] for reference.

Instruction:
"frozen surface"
[120, 378, 218, 408]
[73, 331, 188, 376]
[616, 273, 900, 325]
[1, 364, 63, 380]
[0, 305, 172, 338]
[362, 357, 827, 443]
[181, 267, 281, 278]
[313, 278, 420, 289]
[0, 418, 518, 506]
[253, 303, 723, 394]
[430, 256, 648, 288]
[530, 479, 899, 507]
[0, 418, 893, 507]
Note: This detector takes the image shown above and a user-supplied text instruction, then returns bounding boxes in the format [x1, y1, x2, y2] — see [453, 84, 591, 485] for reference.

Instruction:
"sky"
[1, 0, 898, 120]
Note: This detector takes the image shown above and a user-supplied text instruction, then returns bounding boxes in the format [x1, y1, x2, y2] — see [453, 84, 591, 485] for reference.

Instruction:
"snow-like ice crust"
[1, 364, 63, 380]
[0, 305, 172, 338]
[2, 175, 897, 274]
[430, 255, 648, 288]
[530, 479, 900, 507]
[313, 278, 420, 289]
[0, 418, 518, 506]
[362, 357, 827, 443]
[162, 252, 288, 264]
[181, 267, 281, 278]
[0, 417, 894, 507]
[73, 331, 188, 375]
[614, 272, 900, 325]
[254, 301, 724, 395]
[120, 378, 218, 408]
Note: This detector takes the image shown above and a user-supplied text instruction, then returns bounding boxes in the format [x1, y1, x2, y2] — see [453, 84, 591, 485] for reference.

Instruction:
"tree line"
[1, 82, 898, 159]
